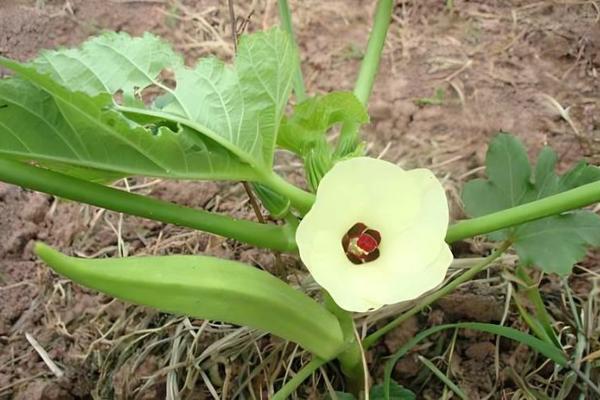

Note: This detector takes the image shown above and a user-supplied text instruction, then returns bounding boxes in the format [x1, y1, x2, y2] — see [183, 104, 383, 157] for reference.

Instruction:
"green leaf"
[532, 147, 560, 199]
[252, 182, 290, 218]
[276, 92, 368, 191]
[559, 160, 600, 191]
[461, 134, 532, 242]
[484, 133, 532, 207]
[158, 28, 296, 170]
[371, 382, 416, 400]
[0, 29, 297, 181]
[304, 138, 334, 192]
[35, 242, 344, 359]
[277, 91, 369, 156]
[31, 32, 181, 99]
[462, 133, 600, 275]
[0, 68, 256, 181]
[514, 211, 600, 274]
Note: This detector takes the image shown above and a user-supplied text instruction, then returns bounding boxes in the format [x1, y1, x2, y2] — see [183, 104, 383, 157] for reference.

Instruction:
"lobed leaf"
[514, 211, 600, 275]
[31, 32, 181, 99]
[35, 243, 345, 360]
[0, 29, 298, 181]
[0, 64, 255, 181]
[159, 29, 296, 170]
[462, 133, 600, 275]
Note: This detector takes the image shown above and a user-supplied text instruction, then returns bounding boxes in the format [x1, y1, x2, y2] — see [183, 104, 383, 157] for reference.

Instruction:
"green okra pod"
[36, 243, 345, 359]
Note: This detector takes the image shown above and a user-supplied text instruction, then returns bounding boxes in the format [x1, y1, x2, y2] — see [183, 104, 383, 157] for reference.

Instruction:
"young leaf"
[462, 133, 600, 274]
[277, 91, 369, 156]
[0, 70, 256, 181]
[35, 243, 345, 360]
[251, 183, 291, 218]
[31, 32, 181, 99]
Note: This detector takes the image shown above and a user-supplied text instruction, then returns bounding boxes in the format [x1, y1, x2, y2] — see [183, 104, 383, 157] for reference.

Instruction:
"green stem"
[337, 0, 393, 156]
[262, 171, 315, 215]
[0, 158, 297, 252]
[277, 0, 306, 102]
[119, 105, 315, 214]
[515, 265, 560, 347]
[362, 241, 511, 349]
[273, 357, 327, 400]
[323, 292, 365, 395]
[353, 0, 393, 105]
[446, 180, 600, 243]
[272, 294, 365, 400]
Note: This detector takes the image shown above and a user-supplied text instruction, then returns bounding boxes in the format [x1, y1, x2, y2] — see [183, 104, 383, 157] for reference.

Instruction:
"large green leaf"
[0, 29, 296, 181]
[462, 133, 600, 274]
[35, 243, 345, 359]
[156, 29, 296, 170]
[0, 67, 256, 181]
[31, 32, 181, 99]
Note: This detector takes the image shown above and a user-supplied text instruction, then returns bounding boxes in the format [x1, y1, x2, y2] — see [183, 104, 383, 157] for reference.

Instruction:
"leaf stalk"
[446, 180, 600, 243]
[0, 158, 297, 252]
[353, 0, 393, 105]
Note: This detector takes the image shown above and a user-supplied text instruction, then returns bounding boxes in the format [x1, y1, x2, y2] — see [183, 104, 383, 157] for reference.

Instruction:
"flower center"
[341, 222, 381, 264]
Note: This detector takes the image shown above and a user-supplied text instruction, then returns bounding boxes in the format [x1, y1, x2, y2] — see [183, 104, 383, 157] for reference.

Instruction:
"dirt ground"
[1, 0, 599, 399]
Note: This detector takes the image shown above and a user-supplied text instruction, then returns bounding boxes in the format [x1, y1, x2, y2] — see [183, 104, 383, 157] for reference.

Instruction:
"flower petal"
[296, 157, 453, 313]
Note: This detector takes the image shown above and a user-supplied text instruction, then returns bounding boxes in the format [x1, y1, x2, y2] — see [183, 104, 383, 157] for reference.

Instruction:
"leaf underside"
[462, 133, 600, 275]
[0, 29, 296, 182]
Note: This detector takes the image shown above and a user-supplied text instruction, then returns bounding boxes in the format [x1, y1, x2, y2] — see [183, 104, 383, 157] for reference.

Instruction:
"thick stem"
[0, 158, 297, 252]
[445, 180, 600, 243]
[323, 292, 365, 396]
[353, 0, 393, 105]
[277, 0, 306, 102]
[337, 0, 393, 155]
[261, 171, 315, 215]
[362, 241, 511, 349]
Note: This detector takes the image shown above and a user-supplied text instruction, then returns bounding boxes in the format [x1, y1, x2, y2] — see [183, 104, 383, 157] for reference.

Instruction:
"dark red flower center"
[341, 222, 381, 264]
[357, 233, 378, 252]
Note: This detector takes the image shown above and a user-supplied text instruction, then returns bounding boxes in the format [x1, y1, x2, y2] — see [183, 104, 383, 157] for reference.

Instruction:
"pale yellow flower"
[296, 157, 453, 312]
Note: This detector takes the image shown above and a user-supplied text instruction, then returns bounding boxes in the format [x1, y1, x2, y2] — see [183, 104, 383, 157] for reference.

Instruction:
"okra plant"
[1, 0, 599, 398]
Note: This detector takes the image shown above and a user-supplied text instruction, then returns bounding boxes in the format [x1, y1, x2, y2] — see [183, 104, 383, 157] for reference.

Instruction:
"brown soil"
[1, 0, 599, 399]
